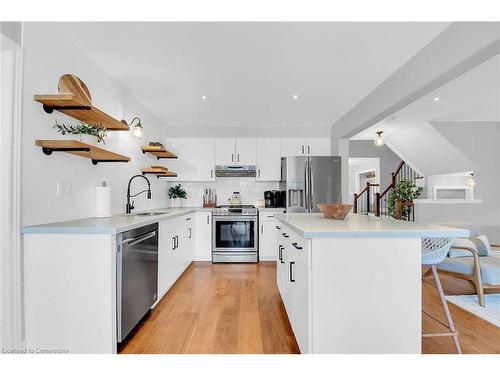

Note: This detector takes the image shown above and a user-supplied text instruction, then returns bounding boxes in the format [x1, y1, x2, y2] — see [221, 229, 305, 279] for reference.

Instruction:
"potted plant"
[387, 179, 423, 220]
[168, 184, 187, 208]
[54, 120, 108, 145]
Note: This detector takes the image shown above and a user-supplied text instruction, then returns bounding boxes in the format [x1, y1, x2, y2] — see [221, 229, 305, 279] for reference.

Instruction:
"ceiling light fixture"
[121, 117, 144, 139]
[374, 131, 385, 147]
[433, 96, 440, 102]
[292, 94, 299, 100]
[201, 95, 209, 101]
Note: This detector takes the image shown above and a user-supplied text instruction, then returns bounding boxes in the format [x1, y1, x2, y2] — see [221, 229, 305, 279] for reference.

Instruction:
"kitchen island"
[274, 212, 468, 354]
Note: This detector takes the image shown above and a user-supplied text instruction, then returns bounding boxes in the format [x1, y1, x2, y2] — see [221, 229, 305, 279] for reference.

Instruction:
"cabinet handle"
[232, 154, 234, 162]
[261, 224, 263, 234]
[172, 236, 176, 250]
[175, 235, 179, 249]
[258, 169, 261, 178]
[301, 145, 304, 155]
[210, 169, 213, 178]
[207, 215, 210, 224]
[237, 153, 240, 162]
[308, 145, 310, 154]
[292, 242, 302, 250]
[275, 225, 281, 230]
[289, 261, 295, 282]
[279, 245, 284, 264]
[267, 214, 275, 218]
[186, 217, 192, 221]
[188, 228, 192, 239]
[282, 233, 289, 238]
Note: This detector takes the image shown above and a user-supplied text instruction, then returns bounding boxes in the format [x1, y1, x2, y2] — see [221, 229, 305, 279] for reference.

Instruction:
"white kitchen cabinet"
[215, 138, 236, 165]
[281, 138, 306, 156]
[256, 138, 281, 181]
[235, 138, 256, 165]
[306, 138, 330, 156]
[280, 138, 330, 157]
[195, 211, 212, 261]
[182, 214, 195, 271]
[276, 224, 287, 298]
[185, 138, 215, 181]
[162, 138, 187, 180]
[259, 221, 278, 261]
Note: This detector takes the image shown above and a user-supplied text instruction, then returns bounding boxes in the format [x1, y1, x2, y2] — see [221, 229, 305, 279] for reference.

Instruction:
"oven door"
[212, 216, 257, 252]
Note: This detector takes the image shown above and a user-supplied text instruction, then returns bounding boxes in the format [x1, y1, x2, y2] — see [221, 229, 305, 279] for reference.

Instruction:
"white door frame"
[1, 32, 23, 350]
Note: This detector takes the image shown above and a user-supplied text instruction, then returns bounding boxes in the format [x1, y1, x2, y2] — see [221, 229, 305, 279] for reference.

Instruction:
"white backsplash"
[167, 178, 280, 207]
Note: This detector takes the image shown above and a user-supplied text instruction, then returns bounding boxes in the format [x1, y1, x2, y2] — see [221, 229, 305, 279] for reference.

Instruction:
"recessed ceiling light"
[433, 97, 440, 102]
[201, 95, 209, 101]
[292, 94, 299, 100]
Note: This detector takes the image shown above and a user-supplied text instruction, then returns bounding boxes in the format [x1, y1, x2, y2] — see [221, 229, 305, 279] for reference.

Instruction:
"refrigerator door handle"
[309, 159, 313, 211]
[304, 158, 309, 212]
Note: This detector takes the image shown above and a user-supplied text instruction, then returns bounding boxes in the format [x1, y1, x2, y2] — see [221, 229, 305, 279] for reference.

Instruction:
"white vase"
[171, 198, 183, 208]
[78, 134, 98, 146]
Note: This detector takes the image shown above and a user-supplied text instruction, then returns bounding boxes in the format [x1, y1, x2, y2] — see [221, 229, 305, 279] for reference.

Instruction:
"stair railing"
[353, 181, 379, 215]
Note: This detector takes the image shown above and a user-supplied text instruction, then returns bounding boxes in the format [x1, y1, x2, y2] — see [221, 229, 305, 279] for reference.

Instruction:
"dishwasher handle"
[123, 231, 156, 247]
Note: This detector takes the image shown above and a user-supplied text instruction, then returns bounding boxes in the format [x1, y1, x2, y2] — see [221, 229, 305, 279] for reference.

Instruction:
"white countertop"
[276, 213, 469, 238]
[21, 208, 200, 235]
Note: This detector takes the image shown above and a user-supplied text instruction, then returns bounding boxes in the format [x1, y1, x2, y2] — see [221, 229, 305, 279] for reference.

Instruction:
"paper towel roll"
[95, 186, 112, 218]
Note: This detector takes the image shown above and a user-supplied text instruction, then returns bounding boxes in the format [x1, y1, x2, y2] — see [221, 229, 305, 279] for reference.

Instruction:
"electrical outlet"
[57, 180, 72, 197]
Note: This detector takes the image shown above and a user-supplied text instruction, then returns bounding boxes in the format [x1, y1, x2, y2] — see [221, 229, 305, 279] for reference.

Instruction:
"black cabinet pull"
[292, 242, 302, 250]
[188, 228, 192, 238]
[289, 261, 295, 282]
[207, 215, 210, 224]
[275, 225, 281, 230]
[174, 235, 179, 249]
[279, 245, 284, 264]
[172, 236, 176, 250]
[282, 233, 289, 238]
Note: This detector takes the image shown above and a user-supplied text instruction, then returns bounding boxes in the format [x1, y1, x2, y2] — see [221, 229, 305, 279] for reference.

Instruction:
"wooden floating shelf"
[141, 167, 177, 178]
[34, 74, 129, 131]
[35, 140, 130, 165]
[141, 146, 177, 159]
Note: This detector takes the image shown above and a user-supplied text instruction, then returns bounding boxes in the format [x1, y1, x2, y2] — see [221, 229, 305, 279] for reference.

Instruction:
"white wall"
[167, 178, 279, 207]
[348, 158, 380, 196]
[21, 23, 170, 225]
[416, 121, 500, 241]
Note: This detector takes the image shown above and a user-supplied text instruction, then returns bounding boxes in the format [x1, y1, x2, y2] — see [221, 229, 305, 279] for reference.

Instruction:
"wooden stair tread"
[35, 140, 130, 162]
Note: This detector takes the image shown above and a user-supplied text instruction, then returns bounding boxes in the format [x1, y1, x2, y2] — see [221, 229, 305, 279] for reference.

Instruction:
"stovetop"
[213, 205, 257, 216]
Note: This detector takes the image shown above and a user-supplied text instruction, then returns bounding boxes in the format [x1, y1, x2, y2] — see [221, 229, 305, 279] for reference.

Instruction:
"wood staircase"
[353, 160, 422, 220]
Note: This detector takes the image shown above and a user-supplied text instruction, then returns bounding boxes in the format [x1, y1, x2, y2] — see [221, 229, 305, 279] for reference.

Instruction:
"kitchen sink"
[135, 211, 169, 216]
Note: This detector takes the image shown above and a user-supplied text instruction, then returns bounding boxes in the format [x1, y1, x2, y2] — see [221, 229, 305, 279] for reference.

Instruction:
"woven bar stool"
[421, 237, 461, 354]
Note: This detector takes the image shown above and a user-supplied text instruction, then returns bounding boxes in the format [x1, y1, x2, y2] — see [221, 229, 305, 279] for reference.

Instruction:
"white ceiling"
[58, 22, 448, 128]
[352, 53, 500, 140]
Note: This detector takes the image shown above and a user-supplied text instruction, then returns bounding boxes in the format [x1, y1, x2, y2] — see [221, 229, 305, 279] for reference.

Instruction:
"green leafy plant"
[387, 179, 423, 220]
[54, 120, 108, 144]
[168, 184, 187, 199]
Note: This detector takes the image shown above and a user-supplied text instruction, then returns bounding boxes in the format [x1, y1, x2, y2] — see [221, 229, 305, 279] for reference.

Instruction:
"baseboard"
[194, 256, 212, 261]
[259, 256, 277, 261]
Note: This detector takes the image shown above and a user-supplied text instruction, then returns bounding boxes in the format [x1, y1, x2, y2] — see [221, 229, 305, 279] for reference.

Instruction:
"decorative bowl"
[317, 204, 352, 220]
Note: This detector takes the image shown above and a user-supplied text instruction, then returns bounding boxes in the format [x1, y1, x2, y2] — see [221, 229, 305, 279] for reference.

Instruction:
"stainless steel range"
[212, 205, 258, 263]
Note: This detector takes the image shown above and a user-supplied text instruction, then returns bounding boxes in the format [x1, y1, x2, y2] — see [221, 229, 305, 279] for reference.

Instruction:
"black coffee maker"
[264, 190, 284, 208]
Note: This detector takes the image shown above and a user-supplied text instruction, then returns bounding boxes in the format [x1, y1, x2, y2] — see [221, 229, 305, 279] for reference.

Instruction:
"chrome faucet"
[126, 175, 152, 214]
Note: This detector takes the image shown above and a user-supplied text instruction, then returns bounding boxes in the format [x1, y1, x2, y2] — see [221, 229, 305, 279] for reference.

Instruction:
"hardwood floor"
[119, 262, 500, 354]
[119, 262, 300, 354]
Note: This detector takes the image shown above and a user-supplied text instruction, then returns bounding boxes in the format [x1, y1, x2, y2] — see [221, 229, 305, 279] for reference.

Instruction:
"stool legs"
[422, 265, 462, 354]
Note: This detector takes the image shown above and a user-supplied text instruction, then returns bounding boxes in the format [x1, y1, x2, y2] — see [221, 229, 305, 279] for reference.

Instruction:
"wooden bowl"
[317, 204, 352, 220]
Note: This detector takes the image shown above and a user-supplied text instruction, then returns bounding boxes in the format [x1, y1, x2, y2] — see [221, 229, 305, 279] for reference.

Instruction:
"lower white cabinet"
[158, 214, 195, 300]
[195, 211, 212, 261]
[276, 224, 310, 354]
[258, 210, 285, 260]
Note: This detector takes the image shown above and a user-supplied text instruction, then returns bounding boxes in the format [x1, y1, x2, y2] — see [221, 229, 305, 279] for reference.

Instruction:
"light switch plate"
[57, 180, 72, 197]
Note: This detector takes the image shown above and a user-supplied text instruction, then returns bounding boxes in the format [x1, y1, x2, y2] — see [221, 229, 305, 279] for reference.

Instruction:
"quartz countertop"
[21, 208, 204, 235]
[276, 213, 469, 238]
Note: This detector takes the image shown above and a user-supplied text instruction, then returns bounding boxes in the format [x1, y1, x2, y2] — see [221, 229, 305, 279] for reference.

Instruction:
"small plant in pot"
[54, 120, 108, 145]
[168, 184, 187, 208]
[387, 179, 423, 220]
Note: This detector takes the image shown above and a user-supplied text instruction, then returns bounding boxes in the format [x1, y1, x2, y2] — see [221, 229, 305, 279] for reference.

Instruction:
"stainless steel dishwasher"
[117, 223, 158, 342]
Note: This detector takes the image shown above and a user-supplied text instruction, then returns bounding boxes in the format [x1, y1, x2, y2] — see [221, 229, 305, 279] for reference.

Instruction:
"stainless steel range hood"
[215, 165, 256, 177]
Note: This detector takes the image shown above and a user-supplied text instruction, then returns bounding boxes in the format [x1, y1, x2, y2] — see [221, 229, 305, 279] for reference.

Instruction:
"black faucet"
[126, 175, 152, 214]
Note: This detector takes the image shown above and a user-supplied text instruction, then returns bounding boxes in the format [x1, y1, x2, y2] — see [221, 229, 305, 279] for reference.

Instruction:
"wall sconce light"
[374, 131, 384, 147]
[121, 117, 144, 139]
[467, 173, 475, 187]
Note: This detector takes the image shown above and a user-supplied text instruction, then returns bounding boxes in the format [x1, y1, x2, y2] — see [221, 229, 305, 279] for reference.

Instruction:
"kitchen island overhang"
[274, 212, 468, 354]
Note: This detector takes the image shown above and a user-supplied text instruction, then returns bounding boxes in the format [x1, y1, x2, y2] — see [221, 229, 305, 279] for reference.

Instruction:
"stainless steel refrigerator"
[280, 156, 342, 213]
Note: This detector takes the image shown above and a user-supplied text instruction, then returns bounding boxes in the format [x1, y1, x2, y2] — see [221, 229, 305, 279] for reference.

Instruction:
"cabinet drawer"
[259, 210, 285, 222]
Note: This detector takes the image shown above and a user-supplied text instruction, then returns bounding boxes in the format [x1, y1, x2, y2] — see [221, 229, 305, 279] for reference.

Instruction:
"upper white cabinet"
[185, 138, 215, 181]
[280, 138, 331, 156]
[215, 138, 256, 165]
[256, 138, 281, 181]
[235, 138, 256, 165]
[305, 138, 330, 156]
[215, 138, 236, 165]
